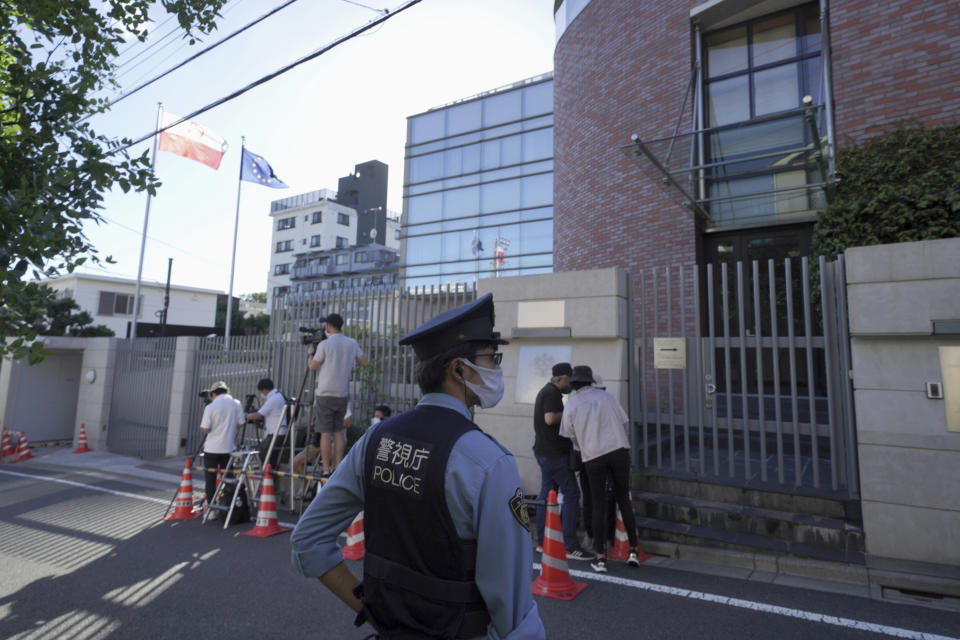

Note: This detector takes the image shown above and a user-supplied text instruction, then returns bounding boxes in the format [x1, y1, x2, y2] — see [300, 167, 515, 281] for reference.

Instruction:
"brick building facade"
[553, 0, 960, 274]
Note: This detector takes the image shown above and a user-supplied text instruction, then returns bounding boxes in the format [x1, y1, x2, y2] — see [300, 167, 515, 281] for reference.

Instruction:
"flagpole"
[131, 102, 162, 342]
[225, 136, 244, 352]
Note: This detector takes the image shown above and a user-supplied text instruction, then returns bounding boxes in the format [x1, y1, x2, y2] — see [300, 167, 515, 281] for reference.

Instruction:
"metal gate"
[108, 337, 177, 458]
[633, 255, 857, 498]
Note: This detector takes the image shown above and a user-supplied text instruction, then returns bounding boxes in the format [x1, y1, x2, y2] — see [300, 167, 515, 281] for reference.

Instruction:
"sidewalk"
[7, 445, 186, 487]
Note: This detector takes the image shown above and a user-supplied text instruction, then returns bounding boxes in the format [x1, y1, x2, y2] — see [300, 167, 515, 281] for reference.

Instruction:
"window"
[336, 236, 348, 249]
[310, 234, 322, 247]
[312, 211, 322, 224]
[336, 254, 349, 265]
[276, 239, 293, 253]
[273, 286, 290, 297]
[355, 251, 368, 263]
[395, 229, 401, 241]
[274, 263, 290, 275]
[98, 291, 141, 317]
[277, 216, 296, 231]
[337, 212, 350, 226]
[701, 3, 824, 227]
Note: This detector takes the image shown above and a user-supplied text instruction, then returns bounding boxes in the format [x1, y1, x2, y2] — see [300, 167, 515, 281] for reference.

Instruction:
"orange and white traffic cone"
[243, 464, 288, 538]
[74, 423, 91, 453]
[165, 458, 201, 521]
[608, 501, 650, 562]
[12, 433, 34, 462]
[342, 511, 365, 560]
[532, 490, 587, 601]
[0, 430, 14, 460]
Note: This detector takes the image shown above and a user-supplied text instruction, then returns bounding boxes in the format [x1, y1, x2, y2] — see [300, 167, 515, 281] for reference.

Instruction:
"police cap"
[399, 293, 508, 362]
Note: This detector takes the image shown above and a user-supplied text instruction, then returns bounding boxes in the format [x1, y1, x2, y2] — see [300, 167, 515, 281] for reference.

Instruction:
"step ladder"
[204, 449, 262, 530]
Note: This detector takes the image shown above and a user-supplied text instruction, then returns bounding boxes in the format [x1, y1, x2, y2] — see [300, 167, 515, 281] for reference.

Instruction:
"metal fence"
[633, 255, 857, 498]
[108, 337, 177, 458]
[182, 283, 477, 453]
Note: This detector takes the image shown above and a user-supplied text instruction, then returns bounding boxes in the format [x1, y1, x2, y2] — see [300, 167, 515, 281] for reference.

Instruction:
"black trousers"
[202, 452, 231, 501]
[585, 448, 638, 556]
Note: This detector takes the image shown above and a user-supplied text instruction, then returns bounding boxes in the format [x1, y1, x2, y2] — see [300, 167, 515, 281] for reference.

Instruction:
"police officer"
[291, 293, 545, 639]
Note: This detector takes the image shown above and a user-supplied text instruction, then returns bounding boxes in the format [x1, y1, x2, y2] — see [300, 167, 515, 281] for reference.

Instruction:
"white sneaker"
[590, 558, 607, 573]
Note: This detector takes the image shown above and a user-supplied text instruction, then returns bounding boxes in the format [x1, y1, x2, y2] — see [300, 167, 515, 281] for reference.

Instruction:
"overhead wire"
[104, 0, 301, 111]
[113, 0, 423, 154]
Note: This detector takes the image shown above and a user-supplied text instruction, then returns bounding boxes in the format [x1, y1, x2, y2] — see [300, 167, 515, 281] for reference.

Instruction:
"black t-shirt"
[533, 382, 570, 458]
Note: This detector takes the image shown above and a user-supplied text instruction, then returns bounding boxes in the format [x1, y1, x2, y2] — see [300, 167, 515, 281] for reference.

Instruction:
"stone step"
[633, 491, 864, 552]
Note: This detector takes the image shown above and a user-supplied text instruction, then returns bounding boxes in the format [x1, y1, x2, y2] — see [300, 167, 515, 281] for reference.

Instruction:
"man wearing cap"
[200, 381, 245, 513]
[559, 365, 642, 573]
[292, 293, 545, 639]
[532, 362, 594, 561]
[307, 312, 368, 477]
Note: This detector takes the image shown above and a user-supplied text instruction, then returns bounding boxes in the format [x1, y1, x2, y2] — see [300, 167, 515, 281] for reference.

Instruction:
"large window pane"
[521, 173, 552, 208]
[802, 9, 821, 55]
[706, 26, 747, 77]
[481, 140, 500, 170]
[483, 90, 522, 126]
[522, 81, 552, 118]
[446, 101, 482, 136]
[481, 179, 521, 213]
[709, 116, 805, 166]
[406, 192, 441, 225]
[520, 220, 553, 254]
[803, 56, 822, 103]
[707, 76, 750, 126]
[522, 128, 552, 162]
[410, 152, 443, 183]
[405, 235, 442, 265]
[410, 111, 444, 144]
[462, 144, 480, 174]
[443, 185, 479, 219]
[444, 148, 462, 176]
[752, 14, 797, 66]
[501, 135, 522, 166]
[754, 63, 799, 116]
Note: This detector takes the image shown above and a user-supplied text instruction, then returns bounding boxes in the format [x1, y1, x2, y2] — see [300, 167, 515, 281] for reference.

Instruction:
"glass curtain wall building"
[401, 73, 553, 289]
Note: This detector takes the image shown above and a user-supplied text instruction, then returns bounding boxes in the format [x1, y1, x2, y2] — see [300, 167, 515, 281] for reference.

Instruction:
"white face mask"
[458, 358, 504, 409]
[370, 417, 381, 426]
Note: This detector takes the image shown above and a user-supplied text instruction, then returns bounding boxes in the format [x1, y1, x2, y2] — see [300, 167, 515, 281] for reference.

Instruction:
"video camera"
[244, 393, 258, 414]
[300, 322, 327, 346]
[198, 390, 212, 405]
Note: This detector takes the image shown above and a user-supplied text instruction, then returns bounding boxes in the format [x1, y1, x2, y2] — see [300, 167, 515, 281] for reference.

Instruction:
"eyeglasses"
[472, 352, 503, 366]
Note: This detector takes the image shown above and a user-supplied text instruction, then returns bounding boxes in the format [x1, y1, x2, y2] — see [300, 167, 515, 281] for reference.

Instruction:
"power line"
[339, 0, 388, 13]
[98, 214, 224, 268]
[114, 0, 423, 154]
[107, 0, 302, 111]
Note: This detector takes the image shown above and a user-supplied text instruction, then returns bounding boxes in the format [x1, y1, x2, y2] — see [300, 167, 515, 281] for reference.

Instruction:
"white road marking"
[533, 563, 958, 640]
[0, 468, 297, 527]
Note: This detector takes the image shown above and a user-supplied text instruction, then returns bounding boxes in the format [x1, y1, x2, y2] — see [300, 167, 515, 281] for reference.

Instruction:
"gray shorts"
[312, 395, 348, 434]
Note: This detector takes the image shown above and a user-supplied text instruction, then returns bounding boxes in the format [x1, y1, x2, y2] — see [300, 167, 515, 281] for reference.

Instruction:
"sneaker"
[590, 558, 607, 573]
[566, 547, 596, 561]
[627, 549, 641, 567]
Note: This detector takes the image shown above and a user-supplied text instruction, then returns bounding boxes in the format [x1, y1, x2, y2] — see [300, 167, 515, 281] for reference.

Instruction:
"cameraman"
[200, 381, 244, 516]
[246, 378, 287, 467]
[307, 313, 368, 477]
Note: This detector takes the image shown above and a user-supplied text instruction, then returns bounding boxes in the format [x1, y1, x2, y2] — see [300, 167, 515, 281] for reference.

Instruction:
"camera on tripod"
[199, 390, 212, 405]
[300, 322, 327, 346]
[244, 393, 259, 414]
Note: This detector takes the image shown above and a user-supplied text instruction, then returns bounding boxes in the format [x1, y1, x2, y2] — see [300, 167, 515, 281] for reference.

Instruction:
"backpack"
[217, 479, 251, 525]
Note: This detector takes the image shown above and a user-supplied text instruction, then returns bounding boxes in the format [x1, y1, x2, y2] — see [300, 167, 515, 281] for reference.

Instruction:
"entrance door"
[6, 350, 81, 441]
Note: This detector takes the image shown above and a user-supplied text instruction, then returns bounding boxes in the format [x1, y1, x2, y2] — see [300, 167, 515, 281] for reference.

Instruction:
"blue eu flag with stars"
[241, 148, 289, 188]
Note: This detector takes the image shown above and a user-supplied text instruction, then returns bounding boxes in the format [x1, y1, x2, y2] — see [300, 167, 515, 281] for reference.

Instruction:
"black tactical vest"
[361, 405, 491, 639]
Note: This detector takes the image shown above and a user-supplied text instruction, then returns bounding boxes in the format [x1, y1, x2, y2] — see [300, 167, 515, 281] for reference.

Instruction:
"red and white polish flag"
[157, 111, 228, 170]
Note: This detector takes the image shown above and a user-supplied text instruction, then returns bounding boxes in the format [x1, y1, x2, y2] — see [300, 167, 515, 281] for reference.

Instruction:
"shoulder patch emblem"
[508, 488, 530, 531]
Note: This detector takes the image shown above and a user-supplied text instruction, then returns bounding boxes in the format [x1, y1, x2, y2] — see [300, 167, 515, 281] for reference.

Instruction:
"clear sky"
[80, 0, 556, 296]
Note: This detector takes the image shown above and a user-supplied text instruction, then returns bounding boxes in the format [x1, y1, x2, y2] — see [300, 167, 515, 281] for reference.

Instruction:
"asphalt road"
[1, 465, 959, 640]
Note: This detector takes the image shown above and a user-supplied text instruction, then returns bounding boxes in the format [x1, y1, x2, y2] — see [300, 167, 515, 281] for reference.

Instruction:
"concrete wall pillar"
[166, 336, 200, 457]
[847, 238, 960, 578]
[75, 337, 118, 451]
[476, 268, 630, 494]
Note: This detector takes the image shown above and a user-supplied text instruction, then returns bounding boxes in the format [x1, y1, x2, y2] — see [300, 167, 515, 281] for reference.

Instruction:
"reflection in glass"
[483, 90, 522, 126]
[410, 111, 444, 144]
[707, 75, 749, 126]
[443, 186, 479, 219]
[446, 100, 482, 136]
[406, 192, 441, 225]
[521, 173, 552, 208]
[522, 81, 552, 118]
[523, 128, 553, 162]
[706, 26, 747, 77]
[752, 13, 796, 66]
[481, 179, 521, 213]
[754, 63, 799, 116]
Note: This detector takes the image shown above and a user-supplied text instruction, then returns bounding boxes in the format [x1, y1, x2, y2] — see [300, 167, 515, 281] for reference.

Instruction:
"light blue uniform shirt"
[291, 393, 545, 640]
